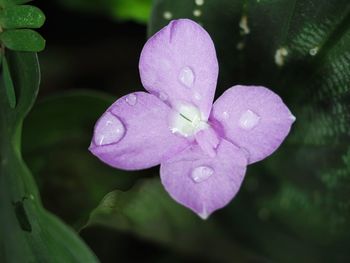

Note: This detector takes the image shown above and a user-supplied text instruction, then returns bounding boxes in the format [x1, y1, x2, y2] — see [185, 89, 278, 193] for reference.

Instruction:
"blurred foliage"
[146, 0, 350, 262]
[56, 0, 152, 23]
[2, 54, 16, 107]
[2, 0, 349, 262]
[22, 91, 142, 229]
[0, 51, 98, 262]
[86, 178, 257, 262]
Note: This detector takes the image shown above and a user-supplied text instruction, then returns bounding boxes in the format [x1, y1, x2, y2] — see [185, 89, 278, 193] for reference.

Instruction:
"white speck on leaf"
[195, 0, 204, 6]
[163, 11, 173, 20]
[239, 15, 250, 35]
[193, 9, 202, 17]
[275, 47, 289, 66]
[309, 47, 319, 56]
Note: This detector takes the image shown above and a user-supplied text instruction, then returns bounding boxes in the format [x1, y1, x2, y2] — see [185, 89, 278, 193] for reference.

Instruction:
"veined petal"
[160, 139, 247, 219]
[89, 92, 189, 170]
[211, 85, 295, 164]
[139, 19, 218, 120]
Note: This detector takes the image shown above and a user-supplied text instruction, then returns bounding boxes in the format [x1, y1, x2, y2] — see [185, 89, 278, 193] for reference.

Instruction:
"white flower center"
[169, 103, 207, 137]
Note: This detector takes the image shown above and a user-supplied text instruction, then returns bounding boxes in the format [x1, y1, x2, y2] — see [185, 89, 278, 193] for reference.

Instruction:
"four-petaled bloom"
[89, 19, 295, 219]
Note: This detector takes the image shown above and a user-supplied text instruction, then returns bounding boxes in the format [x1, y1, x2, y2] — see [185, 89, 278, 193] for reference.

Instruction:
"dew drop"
[309, 47, 319, 56]
[194, 92, 201, 100]
[239, 15, 250, 35]
[275, 47, 288, 66]
[222, 111, 230, 119]
[239, 109, 260, 130]
[195, 0, 204, 6]
[163, 11, 172, 20]
[94, 112, 125, 146]
[193, 9, 202, 17]
[191, 166, 214, 183]
[125, 93, 137, 106]
[179, 66, 195, 88]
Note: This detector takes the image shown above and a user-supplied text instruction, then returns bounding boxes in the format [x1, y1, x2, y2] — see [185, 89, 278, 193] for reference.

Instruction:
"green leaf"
[0, 51, 98, 262]
[86, 178, 256, 263]
[0, 0, 33, 5]
[150, 0, 350, 262]
[56, 0, 152, 23]
[2, 54, 16, 108]
[112, 0, 152, 23]
[0, 5, 46, 29]
[22, 90, 141, 229]
[0, 29, 45, 52]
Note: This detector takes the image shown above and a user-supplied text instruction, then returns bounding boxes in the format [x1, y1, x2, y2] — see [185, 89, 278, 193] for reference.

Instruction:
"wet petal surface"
[160, 139, 247, 219]
[139, 19, 218, 120]
[90, 92, 189, 170]
[211, 85, 295, 164]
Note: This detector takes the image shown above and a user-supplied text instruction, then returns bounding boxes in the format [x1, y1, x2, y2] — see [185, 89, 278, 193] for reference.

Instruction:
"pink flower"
[89, 19, 295, 219]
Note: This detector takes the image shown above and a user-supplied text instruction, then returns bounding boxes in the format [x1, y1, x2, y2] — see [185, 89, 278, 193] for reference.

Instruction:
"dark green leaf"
[22, 91, 141, 229]
[86, 178, 256, 263]
[2, 54, 16, 108]
[0, 51, 39, 117]
[12, 0, 33, 4]
[150, 0, 350, 262]
[0, 5, 45, 29]
[0, 0, 33, 5]
[0, 29, 45, 52]
[0, 51, 98, 263]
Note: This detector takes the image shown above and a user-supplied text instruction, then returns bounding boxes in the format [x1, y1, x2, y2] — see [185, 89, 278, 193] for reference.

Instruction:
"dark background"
[17, 1, 350, 262]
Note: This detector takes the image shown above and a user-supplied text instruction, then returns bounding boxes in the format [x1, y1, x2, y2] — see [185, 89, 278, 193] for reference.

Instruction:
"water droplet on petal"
[159, 92, 168, 101]
[191, 166, 214, 183]
[222, 111, 229, 119]
[94, 112, 125, 146]
[194, 92, 201, 100]
[179, 66, 195, 88]
[125, 93, 137, 106]
[239, 109, 260, 130]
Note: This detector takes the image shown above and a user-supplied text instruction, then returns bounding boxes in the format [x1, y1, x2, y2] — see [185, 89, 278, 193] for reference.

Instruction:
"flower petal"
[89, 92, 189, 170]
[211, 85, 295, 164]
[139, 19, 218, 119]
[160, 139, 247, 219]
[195, 126, 219, 158]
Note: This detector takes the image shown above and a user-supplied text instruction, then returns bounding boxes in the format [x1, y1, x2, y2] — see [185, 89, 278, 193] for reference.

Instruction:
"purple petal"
[211, 85, 295, 164]
[139, 19, 218, 120]
[195, 126, 219, 158]
[89, 92, 189, 170]
[160, 139, 247, 219]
